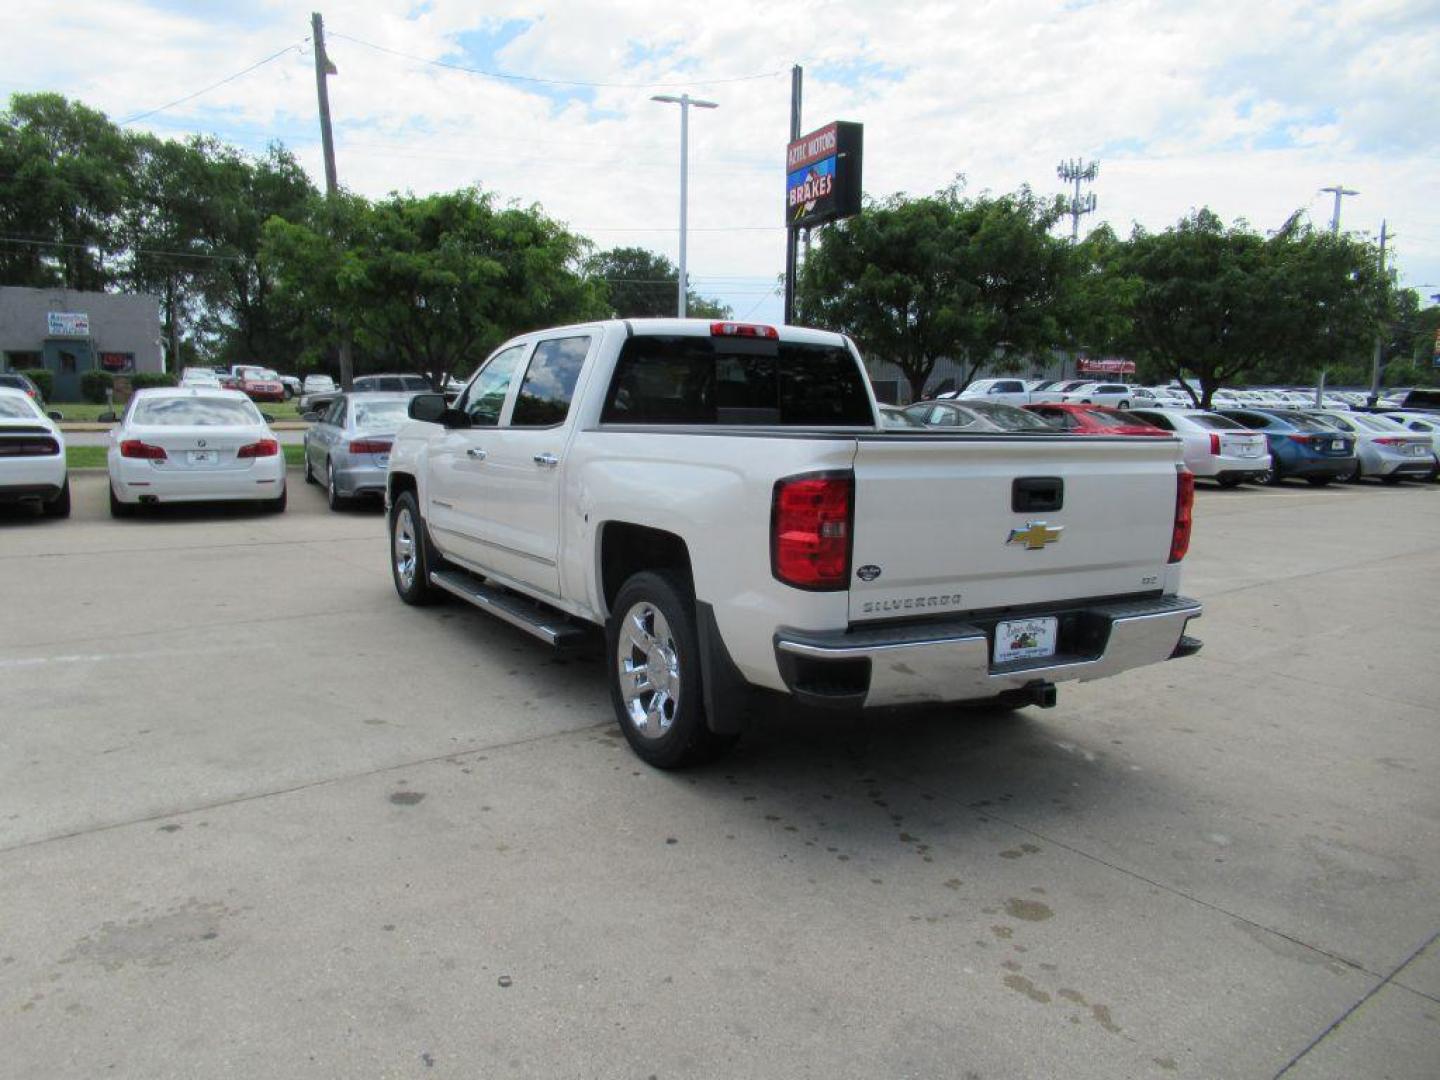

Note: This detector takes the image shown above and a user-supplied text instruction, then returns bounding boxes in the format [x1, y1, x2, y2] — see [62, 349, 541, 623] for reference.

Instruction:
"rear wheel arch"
[598, 522, 694, 618]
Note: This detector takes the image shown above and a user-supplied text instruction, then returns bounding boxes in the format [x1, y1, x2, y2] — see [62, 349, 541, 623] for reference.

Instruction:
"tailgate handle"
[1013, 477, 1063, 513]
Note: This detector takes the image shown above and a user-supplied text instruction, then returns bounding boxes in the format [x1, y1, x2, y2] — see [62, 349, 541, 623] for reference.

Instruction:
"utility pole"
[1057, 158, 1098, 241]
[652, 93, 719, 318]
[1367, 220, 1390, 406]
[783, 65, 802, 325]
[1315, 184, 1359, 404]
[1321, 183, 1359, 234]
[311, 11, 352, 389]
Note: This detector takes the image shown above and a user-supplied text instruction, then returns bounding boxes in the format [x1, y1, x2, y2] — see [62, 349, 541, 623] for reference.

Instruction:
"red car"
[1024, 403, 1169, 436]
[236, 373, 286, 403]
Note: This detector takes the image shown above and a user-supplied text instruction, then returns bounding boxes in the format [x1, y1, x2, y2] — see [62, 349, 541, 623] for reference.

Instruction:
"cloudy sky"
[5, 0, 1438, 323]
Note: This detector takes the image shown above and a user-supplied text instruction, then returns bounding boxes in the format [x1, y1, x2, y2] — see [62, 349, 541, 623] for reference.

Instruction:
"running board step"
[429, 570, 592, 648]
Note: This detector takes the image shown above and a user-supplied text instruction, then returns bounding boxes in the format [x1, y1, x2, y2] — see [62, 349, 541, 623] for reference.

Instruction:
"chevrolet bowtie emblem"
[1008, 521, 1063, 550]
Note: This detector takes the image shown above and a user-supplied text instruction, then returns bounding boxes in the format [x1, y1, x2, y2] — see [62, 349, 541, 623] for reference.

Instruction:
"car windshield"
[352, 400, 411, 428]
[0, 395, 40, 419]
[1080, 408, 1152, 430]
[1352, 414, 1405, 432]
[962, 400, 1055, 430]
[878, 407, 925, 429]
[131, 397, 261, 426]
[1187, 413, 1246, 431]
[1280, 413, 1340, 433]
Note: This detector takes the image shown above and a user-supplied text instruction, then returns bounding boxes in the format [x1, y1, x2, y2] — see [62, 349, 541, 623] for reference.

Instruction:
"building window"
[99, 352, 135, 373]
[3, 351, 41, 371]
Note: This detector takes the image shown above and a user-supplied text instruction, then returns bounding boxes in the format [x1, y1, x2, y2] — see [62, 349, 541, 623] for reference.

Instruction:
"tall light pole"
[1321, 183, 1358, 234]
[1312, 185, 1360, 404]
[652, 93, 718, 318]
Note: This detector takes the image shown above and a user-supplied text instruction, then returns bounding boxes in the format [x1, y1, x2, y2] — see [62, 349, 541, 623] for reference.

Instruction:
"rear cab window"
[601, 333, 873, 426]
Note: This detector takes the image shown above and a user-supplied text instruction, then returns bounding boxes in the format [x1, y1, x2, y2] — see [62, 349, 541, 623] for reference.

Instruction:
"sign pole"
[783, 65, 802, 326]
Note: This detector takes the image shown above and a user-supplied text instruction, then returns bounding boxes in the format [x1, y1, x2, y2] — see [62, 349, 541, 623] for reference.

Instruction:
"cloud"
[2, 0, 1436, 320]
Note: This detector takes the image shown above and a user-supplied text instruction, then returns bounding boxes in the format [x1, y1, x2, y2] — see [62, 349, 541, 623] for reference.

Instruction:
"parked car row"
[942, 378, 1436, 415]
[896, 398, 1440, 488]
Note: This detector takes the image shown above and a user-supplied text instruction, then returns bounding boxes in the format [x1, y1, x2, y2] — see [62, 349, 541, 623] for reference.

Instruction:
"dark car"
[1215, 408, 1357, 486]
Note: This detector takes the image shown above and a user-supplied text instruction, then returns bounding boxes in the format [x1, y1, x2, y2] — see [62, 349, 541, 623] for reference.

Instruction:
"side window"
[1144, 413, 1174, 431]
[511, 336, 591, 427]
[325, 397, 345, 426]
[463, 345, 527, 426]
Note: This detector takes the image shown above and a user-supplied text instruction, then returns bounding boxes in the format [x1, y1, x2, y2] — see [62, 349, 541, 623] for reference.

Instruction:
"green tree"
[0, 93, 137, 290]
[796, 183, 1071, 401]
[586, 246, 730, 318]
[263, 188, 606, 387]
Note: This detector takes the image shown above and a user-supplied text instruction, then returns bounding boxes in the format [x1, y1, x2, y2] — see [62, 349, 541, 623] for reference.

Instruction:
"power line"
[117, 41, 309, 125]
[329, 31, 789, 90]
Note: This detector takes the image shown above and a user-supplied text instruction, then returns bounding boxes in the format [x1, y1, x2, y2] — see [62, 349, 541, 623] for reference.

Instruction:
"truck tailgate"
[848, 435, 1183, 622]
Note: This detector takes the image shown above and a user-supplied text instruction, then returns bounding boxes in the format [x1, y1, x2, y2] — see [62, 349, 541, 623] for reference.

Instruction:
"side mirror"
[302, 410, 321, 422]
[408, 393, 449, 423]
[47, 410, 64, 421]
[98, 411, 118, 423]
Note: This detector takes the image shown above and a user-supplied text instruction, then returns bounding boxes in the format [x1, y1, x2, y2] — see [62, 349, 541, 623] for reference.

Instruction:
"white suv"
[1060, 382, 1135, 409]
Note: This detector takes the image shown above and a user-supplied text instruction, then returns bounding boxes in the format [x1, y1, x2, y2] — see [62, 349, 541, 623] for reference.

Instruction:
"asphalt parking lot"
[2, 472, 1438, 1079]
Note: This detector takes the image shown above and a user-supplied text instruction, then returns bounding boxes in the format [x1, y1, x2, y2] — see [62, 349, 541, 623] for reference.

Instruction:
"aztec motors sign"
[785, 121, 863, 230]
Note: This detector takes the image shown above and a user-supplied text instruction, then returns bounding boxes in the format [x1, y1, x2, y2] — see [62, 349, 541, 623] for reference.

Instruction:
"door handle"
[533, 452, 559, 467]
[466, 447, 487, 460]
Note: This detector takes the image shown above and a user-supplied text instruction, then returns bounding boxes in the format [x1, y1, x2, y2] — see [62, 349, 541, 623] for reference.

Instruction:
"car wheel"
[1347, 461, 1364, 484]
[303, 449, 316, 485]
[607, 570, 738, 770]
[389, 491, 443, 606]
[1307, 476, 1332, 487]
[43, 478, 71, 518]
[108, 480, 135, 518]
[1216, 475, 1243, 489]
[266, 485, 287, 513]
[1119, 400, 1130, 410]
[1380, 473, 1403, 486]
[325, 459, 351, 511]
[1258, 458, 1281, 485]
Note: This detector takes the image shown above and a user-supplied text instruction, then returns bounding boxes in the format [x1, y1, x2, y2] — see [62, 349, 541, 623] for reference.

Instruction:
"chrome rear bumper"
[774, 594, 1202, 709]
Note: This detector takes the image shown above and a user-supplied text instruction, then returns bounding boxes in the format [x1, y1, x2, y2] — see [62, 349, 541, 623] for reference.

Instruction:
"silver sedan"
[303, 392, 417, 509]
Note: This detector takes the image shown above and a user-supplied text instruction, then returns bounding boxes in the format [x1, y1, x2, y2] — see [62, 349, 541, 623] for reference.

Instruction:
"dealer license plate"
[1331, 439, 1346, 451]
[187, 450, 218, 465]
[994, 617, 1058, 664]
[1238, 443, 1262, 457]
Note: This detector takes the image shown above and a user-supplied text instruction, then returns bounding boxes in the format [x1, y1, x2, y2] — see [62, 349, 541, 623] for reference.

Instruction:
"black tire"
[266, 485, 287, 513]
[1216, 475, 1243, 489]
[1307, 476, 1332, 487]
[303, 448, 316, 485]
[1261, 459, 1283, 485]
[108, 480, 135, 518]
[389, 490, 443, 606]
[606, 570, 737, 770]
[1380, 473, 1403, 486]
[325, 458, 351, 511]
[1118, 400, 1130, 410]
[43, 478, 71, 518]
[1347, 461, 1364, 484]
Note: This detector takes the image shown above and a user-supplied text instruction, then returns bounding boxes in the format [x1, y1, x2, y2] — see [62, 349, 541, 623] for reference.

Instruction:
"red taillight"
[711, 321, 779, 339]
[771, 472, 853, 590]
[120, 439, 167, 460]
[1287, 433, 1313, 445]
[1373, 437, 1404, 446]
[1208, 433, 1221, 455]
[348, 438, 392, 455]
[1169, 470, 1195, 564]
[237, 438, 279, 458]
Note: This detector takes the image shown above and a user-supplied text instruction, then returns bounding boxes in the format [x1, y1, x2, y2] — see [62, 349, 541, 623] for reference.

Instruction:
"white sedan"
[1126, 408, 1270, 487]
[0, 386, 69, 517]
[107, 388, 287, 516]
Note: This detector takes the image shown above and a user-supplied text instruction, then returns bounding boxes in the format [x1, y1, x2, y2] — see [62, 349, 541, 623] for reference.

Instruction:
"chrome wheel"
[393, 506, 418, 591]
[617, 601, 681, 739]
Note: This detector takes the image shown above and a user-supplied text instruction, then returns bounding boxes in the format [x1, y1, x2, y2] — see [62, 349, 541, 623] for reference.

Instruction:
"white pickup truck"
[386, 319, 1202, 768]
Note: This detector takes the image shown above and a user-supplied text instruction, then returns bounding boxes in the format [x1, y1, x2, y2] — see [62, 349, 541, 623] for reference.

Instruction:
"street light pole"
[652, 93, 719, 318]
[1316, 184, 1358, 405]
